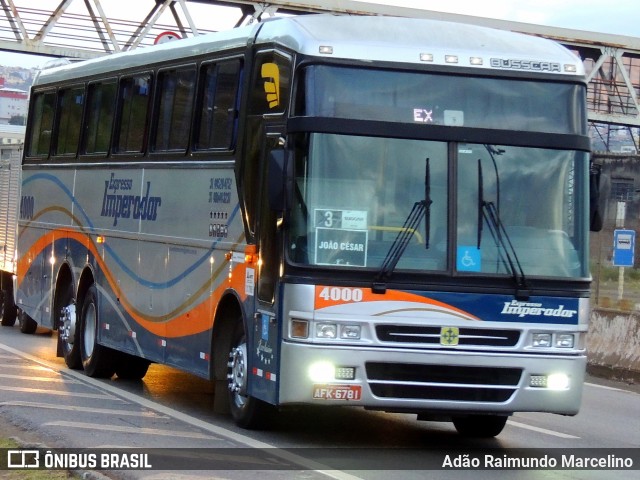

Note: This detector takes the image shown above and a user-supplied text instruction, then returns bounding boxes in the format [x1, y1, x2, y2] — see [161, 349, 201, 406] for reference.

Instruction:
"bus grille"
[365, 363, 521, 403]
[376, 325, 520, 347]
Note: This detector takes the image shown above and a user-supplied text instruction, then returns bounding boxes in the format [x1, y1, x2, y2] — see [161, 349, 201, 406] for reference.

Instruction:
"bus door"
[247, 128, 285, 404]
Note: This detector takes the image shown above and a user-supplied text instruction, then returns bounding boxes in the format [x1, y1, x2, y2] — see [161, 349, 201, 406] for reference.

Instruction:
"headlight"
[531, 332, 576, 349]
[532, 333, 552, 348]
[341, 325, 361, 339]
[316, 323, 337, 339]
[554, 334, 575, 348]
[290, 318, 363, 342]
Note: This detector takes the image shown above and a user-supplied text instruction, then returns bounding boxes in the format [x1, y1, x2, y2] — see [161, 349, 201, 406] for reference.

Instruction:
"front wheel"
[79, 285, 115, 378]
[452, 414, 508, 438]
[227, 323, 274, 429]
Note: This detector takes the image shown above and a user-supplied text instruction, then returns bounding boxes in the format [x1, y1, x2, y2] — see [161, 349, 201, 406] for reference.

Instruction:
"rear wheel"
[56, 284, 82, 369]
[452, 415, 508, 438]
[79, 285, 115, 378]
[115, 352, 151, 380]
[0, 289, 17, 327]
[227, 322, 274, 429]
[18, 309, 37, 334]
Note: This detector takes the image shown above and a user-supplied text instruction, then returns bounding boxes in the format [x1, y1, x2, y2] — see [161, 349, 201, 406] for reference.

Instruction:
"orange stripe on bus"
[314, 285, 478, 320]
[18, 229, 248, 337]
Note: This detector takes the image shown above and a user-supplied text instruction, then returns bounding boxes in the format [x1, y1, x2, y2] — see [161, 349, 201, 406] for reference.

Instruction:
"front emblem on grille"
[440, 326, 459, 346]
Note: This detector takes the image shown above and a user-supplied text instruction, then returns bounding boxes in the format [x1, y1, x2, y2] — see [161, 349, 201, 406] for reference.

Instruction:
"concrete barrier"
[587, 308, 640, 383]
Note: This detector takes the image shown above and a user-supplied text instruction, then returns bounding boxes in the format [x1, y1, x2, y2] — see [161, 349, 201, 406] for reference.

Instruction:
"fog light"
[309, 361, 334, 382]
[341, 325, 361, 339]
[547, 373, 570, 390]
[291, 319, 309, 339]
[555, 334, 574, 348]
[335, 367, 356, 380]
[316, 323, 337, 339]
[530, 375, 547, 388]
[532, 333, 552, 348]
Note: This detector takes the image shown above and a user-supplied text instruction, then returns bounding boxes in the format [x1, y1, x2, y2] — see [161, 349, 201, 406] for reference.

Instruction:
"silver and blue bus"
[11, 14, 595, 437]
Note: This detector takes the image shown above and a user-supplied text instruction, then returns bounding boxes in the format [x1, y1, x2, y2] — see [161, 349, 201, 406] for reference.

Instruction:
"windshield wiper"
[477, 159, 529, 300]
[373, 158, 432, 294]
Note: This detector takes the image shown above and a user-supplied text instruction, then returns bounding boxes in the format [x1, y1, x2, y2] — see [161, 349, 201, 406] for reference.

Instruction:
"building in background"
[0, 124, 25, 145]
[0, 77, 28, 125]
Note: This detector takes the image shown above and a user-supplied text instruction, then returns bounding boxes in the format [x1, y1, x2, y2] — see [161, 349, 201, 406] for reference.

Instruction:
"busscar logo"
[490, 58, 562, 72]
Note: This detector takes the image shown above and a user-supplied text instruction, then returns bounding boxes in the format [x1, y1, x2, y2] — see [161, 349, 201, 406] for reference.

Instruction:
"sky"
[1, 0, 638, 69]
[368, 0, 640, 36]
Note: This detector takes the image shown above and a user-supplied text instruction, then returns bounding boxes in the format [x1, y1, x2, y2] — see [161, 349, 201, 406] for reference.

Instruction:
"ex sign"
[613, 229, 635, 267]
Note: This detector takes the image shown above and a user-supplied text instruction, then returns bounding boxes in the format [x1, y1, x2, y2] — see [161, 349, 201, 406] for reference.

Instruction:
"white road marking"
[42, 420, 221, 440]
[507, 420, 579, 439]
[0, 372, 77, 382]
[0, 400, 169, 418]
[0, 384, 122, 400]
[3, 364, 57, 372]
[0, 341, 364, 480]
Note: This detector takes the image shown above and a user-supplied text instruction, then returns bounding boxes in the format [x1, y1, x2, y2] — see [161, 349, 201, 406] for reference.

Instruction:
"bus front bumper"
[278, 341, 586, 415]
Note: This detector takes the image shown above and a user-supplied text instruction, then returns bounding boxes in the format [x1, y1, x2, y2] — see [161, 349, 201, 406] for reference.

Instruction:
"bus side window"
[153, 67, 196, 152]
[55, 86, 85, 157]
[27, 91, 56, 158]
[84, 80, 116, 155]
[115, 73, 152, 154]
[194, 59, 242, 151]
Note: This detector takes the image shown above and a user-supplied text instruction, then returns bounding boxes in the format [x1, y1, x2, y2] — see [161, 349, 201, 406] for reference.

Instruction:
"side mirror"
[267, 149, 291, 211]
[589, 163, 608, 232]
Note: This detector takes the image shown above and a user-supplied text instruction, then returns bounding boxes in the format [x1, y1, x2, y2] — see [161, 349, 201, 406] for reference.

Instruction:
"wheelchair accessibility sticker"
[457, 246, 481, 272]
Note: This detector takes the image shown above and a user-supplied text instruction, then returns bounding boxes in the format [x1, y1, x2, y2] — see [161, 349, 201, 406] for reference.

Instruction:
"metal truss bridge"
[1, 0, 639, 147]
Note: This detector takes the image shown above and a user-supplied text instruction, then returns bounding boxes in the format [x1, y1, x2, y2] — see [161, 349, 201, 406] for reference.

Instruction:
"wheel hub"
[227, 343, 248, 396]
[59, 303, 76, 344]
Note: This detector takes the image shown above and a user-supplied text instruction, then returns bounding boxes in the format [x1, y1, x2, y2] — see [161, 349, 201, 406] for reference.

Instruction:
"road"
[0, 324, 638, 479]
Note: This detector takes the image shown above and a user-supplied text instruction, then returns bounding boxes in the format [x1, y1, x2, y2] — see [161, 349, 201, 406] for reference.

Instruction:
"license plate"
[312, 384, 362, 401]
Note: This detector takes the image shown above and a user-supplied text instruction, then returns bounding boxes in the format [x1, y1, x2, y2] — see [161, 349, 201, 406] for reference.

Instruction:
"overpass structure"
[0, 0, 639, 146]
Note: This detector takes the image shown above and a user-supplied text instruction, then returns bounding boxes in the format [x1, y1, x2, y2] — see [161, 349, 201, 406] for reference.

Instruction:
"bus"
[6, 14, 597, 437]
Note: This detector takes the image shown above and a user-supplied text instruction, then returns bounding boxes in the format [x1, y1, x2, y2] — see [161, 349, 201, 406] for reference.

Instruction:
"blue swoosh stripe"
[23, 173, 242, 290]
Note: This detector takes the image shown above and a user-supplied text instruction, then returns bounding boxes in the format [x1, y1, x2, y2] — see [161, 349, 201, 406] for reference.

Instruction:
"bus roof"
[33, 14, 583, 87]
[259, 15, 583, 74]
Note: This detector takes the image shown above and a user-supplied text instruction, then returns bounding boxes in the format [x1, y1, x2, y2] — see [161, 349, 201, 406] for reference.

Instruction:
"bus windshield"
[287, 133, 589, 279]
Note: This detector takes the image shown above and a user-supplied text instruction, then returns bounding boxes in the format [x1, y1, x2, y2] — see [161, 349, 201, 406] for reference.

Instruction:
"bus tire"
[18, 309, 37, 334]
[227, 322, 274, 429]
[79, 285, 115, 378]
[57, 284, 82, 369]
[115, 352, 151, 380]
[0, 289, 17, 327]
[452, 414, 508, 438]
